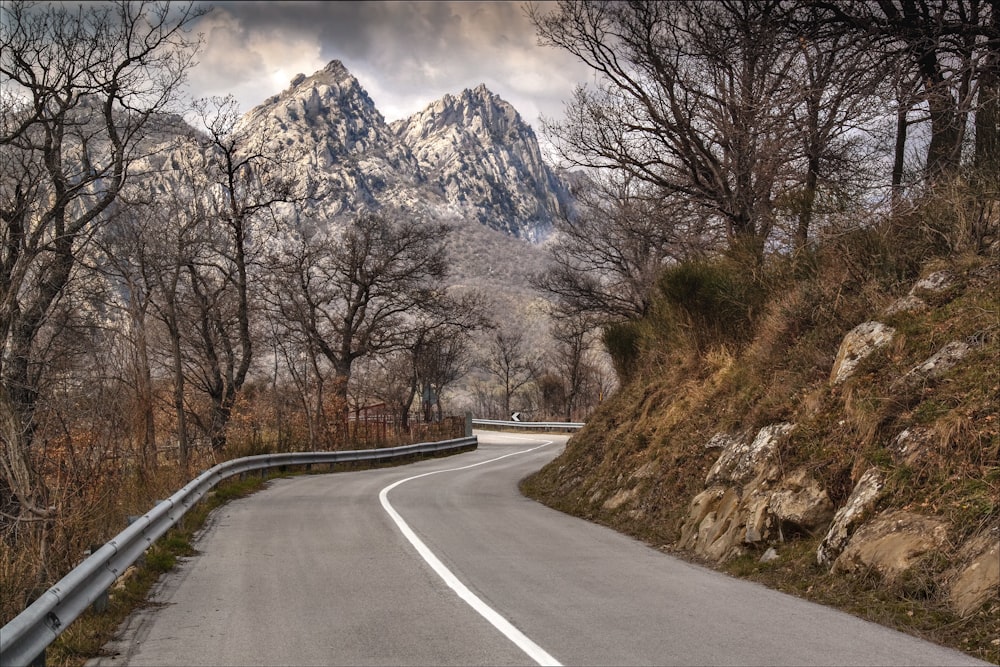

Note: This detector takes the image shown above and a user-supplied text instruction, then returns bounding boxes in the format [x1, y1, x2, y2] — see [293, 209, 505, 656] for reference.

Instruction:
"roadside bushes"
[656, 259, 768, 349]
[601, 257, 770, 380]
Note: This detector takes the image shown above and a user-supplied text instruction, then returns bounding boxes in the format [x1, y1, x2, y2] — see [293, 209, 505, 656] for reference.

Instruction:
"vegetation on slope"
[522, 193, 999, 663]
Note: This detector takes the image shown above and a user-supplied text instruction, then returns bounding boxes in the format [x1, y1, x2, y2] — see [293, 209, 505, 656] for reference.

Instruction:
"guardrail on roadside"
[0, 436, 478, 667]
[472, 419, 584, 430]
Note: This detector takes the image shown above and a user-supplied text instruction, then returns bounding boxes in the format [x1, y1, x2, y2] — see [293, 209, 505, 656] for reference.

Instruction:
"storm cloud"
[186, 1, 592, 133]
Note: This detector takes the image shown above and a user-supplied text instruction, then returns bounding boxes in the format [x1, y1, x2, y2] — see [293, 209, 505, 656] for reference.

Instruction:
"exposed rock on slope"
[522, 253, 999, 659]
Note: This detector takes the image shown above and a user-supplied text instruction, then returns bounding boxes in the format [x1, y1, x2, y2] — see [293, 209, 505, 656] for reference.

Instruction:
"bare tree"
[549, 313, 599, 422]
[784, 6, 890, 247]
[534, 171, 713, 323]
[414, 326, 472, 422]
[482, 326, 539, 419]
[177, 96, 302, 451]
[0, 0, 203, 543]
[812, 0, 999, 182]
[269, 212, 455, 422]
[530, 0, 802, 262]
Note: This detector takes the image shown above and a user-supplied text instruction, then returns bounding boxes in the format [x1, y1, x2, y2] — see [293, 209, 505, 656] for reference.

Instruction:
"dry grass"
[523, 238, 999, 662]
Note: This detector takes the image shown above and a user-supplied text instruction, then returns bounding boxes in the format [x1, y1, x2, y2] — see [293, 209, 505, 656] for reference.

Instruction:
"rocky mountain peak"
[235, 60, 569, 241]
[391, 84, 570, 239]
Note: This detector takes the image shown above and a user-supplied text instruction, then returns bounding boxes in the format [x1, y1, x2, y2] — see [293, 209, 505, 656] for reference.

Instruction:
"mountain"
[238, 60, 427, 217]
[391, 84, 571, 240]
[239, 60, 570, 242]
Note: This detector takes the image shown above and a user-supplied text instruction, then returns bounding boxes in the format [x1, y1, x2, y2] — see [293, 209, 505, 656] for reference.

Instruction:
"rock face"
[678, 425, 840, 562]
[705, 423, 794, 486]
[889, 427, 937, 466]
[237, 60, 570, 242]
[905, 339, 979, 381]
[946, 530, 1000, 617]
[883, 269, 955, 315]
[240, 60, 426, 216]
[832, 510, 949, 581]
[817, 468, 883, 567]
[768, 469, 835, 536]
[391, 85, 571, 240]
[829, 321, 895, 384]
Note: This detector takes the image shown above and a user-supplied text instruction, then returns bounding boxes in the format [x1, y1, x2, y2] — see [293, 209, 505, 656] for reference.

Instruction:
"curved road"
[91, 432, 984, 666]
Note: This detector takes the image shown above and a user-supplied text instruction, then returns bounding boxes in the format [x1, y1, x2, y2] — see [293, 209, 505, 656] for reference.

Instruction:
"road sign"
[511, 412, 521, 422]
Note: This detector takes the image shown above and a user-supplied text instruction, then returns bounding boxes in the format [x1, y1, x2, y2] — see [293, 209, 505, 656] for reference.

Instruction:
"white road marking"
[378, 437, 562, 667]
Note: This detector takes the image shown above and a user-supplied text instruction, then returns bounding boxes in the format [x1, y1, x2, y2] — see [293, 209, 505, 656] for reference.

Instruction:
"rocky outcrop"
[904, 339, 980, 382]
[883, 269, 955, 315]
[679, 425, 840, 562]
[945, 529, 1000, 617]
[829, 321, 895, 384]
[889, 427, 937, 466]
[832, 510, 949, 581]
[768, 469, 835, 537]
[817, 468, 883, 566]
[705, 423, 793, 486]
[391, 84, 570, 239]
[237, 60, 567, 242]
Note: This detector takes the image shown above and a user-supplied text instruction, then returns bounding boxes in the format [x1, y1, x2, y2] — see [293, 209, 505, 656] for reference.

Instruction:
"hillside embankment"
[523, 206, 999, 663]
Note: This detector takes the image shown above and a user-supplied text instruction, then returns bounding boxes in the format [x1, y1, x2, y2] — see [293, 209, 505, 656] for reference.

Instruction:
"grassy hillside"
[522, 200, 999, 663]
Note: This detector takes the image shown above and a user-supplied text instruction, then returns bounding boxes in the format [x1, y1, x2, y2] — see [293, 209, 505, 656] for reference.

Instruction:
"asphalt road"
[90, 431, 985, 666]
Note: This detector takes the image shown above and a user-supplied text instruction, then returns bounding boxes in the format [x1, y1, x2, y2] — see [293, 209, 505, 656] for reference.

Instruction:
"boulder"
[905, 339, 978, 382]
[760, 547, 780, 563]
[704, 432, 745, 451]
[883, 294, 927, 316]
[602, 487, 637, 511]
[889, 427, 937, 466]
[910, 270, 953, 295]
[705, 423, 794, 486]
[678, 486, 728, 550]
[830, 321, 895, 384]
[768, 468, 835, 536]
[817, 467, 883, 566]
[946, 529, 1000, 617]
[832, 510, 949, 582]
[678, 485, 749, 562]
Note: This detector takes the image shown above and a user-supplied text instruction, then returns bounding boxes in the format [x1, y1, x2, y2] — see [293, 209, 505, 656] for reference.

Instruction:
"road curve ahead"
[91, 432, 984, 667]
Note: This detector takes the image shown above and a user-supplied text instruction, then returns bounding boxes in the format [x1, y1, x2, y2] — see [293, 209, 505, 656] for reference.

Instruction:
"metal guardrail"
[472, 419, 584, 430]
[0, 436, 477, 667]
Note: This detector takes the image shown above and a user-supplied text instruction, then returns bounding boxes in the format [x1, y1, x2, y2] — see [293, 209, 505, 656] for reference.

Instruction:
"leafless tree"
[268, 212, 457, 422]
[783, 5, 890, 247]
[177, 96, 302, 451]
[530, 0, 803, 262]
[534, 170, 714, 323]
[414, 326, 473, 422]
[0, 0, 203, 543]
[811, 0, 999, 182]
[482, 326, 540, 419]
[549, 313, 600, 422]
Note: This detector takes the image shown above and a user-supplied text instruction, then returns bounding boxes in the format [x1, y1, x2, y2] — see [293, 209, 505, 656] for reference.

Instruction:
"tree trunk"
[165, 311, 189, 470]
[133, 310, 157, 471]
[975, 50, 999, 179]
[892, 96, 909, 211]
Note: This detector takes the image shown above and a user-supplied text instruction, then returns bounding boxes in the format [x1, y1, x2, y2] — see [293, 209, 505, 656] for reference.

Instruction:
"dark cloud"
[186, 1, 590, 134]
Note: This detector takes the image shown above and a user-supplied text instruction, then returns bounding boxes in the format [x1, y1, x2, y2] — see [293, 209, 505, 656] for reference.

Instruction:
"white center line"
[378, 438, 562, 667]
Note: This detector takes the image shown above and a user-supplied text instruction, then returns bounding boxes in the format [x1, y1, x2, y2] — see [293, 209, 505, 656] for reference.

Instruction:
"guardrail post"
[25, 586, 47, 667]
[81, 545, 110, 613]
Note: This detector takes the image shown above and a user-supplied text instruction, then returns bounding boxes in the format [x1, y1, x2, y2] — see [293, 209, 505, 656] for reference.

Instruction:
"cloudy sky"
[185, 1, 594, 134]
